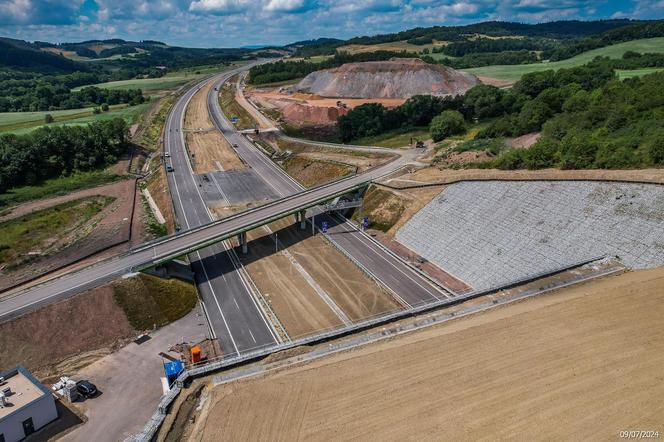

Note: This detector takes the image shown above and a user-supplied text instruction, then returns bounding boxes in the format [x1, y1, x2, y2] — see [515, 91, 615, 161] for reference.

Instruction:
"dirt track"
[384, 166, 664, 188]
[191, 267, 664, 441]
[183, 81, 244, 173]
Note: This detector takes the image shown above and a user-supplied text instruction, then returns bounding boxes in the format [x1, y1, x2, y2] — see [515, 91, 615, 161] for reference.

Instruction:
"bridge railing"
[129, 158, 403, 255]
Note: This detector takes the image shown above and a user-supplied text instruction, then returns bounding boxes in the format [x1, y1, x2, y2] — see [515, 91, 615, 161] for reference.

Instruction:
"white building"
[0, 367, 58, 442]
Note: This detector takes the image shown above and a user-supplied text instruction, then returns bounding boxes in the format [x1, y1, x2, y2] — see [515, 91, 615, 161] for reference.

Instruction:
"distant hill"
[0, 38, 82, 73]
[0, 37, 252, 73]
[288, 19, 662, 57]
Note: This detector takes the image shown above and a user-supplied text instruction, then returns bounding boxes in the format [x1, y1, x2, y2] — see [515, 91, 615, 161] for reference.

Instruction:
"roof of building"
[0, 366, 50, 421]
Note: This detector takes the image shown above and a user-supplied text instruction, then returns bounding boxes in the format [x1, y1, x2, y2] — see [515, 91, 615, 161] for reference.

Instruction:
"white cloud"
[188, 0, 252, 13]
[265, 0, 311, 12]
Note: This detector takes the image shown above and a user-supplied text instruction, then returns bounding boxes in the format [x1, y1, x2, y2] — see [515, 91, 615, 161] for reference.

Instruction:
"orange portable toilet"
[191, 345, 202, 364]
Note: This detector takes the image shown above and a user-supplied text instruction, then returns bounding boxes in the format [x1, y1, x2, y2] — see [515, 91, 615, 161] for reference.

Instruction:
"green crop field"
[465, 37, 664, 81]
[616, 67, 664, 79]
[0, 102, 151, 134]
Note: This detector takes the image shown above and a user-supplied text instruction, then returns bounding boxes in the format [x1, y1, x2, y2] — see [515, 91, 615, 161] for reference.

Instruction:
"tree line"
[248, 51, 421, 85]
[0, 83, 144, 112]
[480, 68, 664, 169]
[0, 119, 130, 193]
[338, 56, 664, 170]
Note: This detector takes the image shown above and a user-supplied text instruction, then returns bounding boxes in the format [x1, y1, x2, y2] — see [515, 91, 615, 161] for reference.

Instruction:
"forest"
[338, 55, 664, 170]
[0, 119, 130, 193]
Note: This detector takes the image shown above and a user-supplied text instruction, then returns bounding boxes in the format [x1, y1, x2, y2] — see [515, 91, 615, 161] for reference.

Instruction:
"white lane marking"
[177, 73, 280, 345]
[196, 249, 239, 355]
[209, 172, 230, 205]
[248, 329, 256, 344]
[341, 224, 448, 300]
[168, 88, 242, 353]
[220, 95, 446, 302]
[233, 298, 240, 310]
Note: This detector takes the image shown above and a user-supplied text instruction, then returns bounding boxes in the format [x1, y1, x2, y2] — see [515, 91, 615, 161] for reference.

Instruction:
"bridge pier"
[238, 232, 248, 254]
[299, 210, 306, 230]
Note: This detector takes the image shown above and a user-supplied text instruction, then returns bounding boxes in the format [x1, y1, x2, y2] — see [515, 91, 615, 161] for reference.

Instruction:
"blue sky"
[0, 0, 663, 47]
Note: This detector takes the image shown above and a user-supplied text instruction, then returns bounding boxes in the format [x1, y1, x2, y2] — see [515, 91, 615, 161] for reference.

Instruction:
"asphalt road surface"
[163, 67, 279, 356]
[206, 73, 449, 308]
[0, 64, 449, 354]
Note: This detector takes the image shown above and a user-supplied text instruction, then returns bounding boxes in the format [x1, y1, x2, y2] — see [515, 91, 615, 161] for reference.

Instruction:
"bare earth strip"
[183, 81, 244, 173]
[383, 167, 664, 189]
[269, 218, 402, 321]
[236, 226, 343, 339]
[192, 267, 664, 441]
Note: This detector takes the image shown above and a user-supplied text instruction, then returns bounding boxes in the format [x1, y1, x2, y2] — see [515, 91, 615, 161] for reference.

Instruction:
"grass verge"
[220, 75, 257, 130]
[354, 127, 430, 148]
[113, 273, 198, 330]
[282, 156, 355, 187]
[352, 186, 406, 232]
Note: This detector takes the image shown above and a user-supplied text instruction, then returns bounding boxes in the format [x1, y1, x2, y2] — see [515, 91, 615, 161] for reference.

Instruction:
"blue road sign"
[363, 216, 369, 229]
[231, 117, 240, 124]
[321, 221, 329, 233]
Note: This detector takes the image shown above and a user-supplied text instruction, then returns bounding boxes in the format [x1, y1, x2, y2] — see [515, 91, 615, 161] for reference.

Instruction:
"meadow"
[466, 37, 664, 80]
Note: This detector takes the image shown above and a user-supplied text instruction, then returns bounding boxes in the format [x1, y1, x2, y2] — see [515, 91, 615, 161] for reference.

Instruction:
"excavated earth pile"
[294, 58, 480, 98]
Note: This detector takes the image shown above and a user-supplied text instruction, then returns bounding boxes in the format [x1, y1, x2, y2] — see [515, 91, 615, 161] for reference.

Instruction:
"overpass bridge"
[131, 160, 400, 268]
[0, 158, 404, 322]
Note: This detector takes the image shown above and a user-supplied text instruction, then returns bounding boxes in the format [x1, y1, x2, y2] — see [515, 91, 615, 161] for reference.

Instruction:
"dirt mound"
[294, 58, 480, 98]
[282, 101, 348, 124]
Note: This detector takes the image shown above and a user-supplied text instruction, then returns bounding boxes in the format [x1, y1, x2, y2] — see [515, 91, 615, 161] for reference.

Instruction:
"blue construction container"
[164, 360, 184, 385]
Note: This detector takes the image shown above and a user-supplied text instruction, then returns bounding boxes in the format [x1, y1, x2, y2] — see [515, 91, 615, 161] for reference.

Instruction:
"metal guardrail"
[127, 254, 610, 441]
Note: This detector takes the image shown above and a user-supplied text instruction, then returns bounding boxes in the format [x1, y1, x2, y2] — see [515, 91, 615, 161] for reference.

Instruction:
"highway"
[206, 72, 449, 308]
[0, 68, 405, 325]
[0, 63, 449, 352]
[162, 66, 278, 356]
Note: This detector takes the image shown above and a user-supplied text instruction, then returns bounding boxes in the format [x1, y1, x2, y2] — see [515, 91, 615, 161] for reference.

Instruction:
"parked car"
[76, 380, 97, 397]
[166, 165, 174, 172]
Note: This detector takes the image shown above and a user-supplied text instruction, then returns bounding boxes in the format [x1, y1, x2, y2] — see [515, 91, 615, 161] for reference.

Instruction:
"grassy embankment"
[354, 127, 430, 148]
[219, 75, 257, 130]
[0, 196, 115, 268]
[113, 273, 198, 330]
[466, 37, 664, 81]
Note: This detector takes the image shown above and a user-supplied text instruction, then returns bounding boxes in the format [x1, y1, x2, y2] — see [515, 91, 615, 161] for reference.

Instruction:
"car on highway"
[76, 380, 98, 398]
[164, 152, 171, 158]
[166, 165, 174, 172]
[233, 144, 238, 149]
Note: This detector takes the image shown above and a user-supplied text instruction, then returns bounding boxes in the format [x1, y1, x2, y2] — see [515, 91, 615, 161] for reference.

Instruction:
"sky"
[0, 0, 663, 47]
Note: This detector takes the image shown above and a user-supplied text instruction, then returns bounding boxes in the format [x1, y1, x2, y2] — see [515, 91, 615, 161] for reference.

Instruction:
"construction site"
[3, 57, 664, 442]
